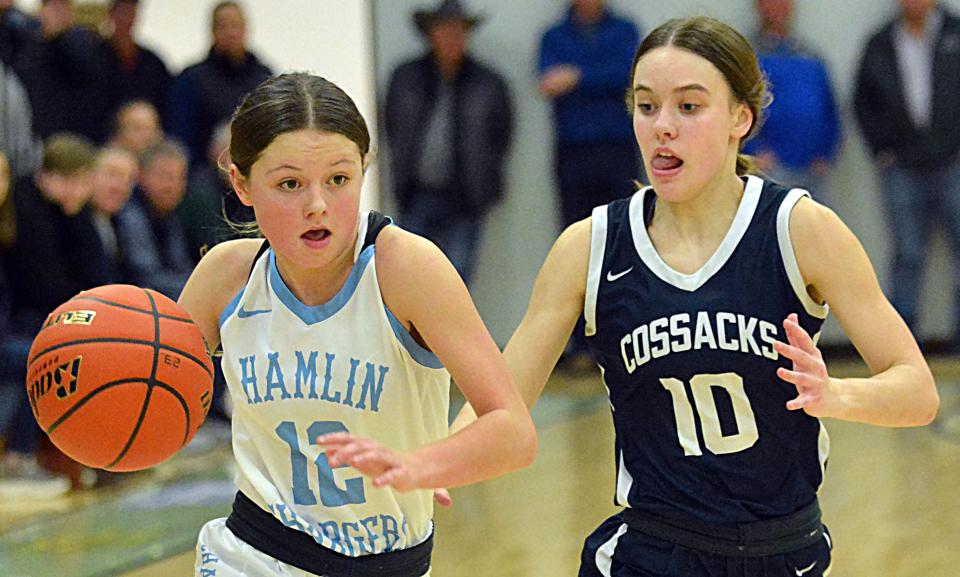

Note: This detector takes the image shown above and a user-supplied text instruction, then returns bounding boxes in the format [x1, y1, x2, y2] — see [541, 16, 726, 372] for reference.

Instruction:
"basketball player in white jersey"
[453, 16, 938, 577]
[177, 73, 536, 577]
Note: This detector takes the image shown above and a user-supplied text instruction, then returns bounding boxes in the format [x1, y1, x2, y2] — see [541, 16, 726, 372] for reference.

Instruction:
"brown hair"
[41, 133, 97, 176]
[226, 72, 371, 236]
[627, 16, 771, 175]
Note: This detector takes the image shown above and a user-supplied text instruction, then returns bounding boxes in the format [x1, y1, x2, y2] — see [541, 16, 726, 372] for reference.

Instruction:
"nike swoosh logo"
[606, 267, 634, 282]
[237, 306, 272, 319]
[795, 561, 817, 576]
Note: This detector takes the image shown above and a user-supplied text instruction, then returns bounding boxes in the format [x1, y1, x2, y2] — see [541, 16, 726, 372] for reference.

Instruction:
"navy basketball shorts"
[579, 513, 832, 577]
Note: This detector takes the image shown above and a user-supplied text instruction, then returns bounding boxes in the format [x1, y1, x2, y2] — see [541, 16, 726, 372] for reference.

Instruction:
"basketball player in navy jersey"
[453, 16, 938, 577]
[177, 73, 535, 577]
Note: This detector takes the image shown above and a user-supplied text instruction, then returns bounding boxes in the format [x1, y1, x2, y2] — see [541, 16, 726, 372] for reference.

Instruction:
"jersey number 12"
[660, 372, 758, 456]
[276, 420, 367, 507]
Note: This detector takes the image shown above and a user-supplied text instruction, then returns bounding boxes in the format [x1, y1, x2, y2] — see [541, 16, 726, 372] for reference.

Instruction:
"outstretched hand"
[773, 313, 836, 417]
[317, 433, 424, 492]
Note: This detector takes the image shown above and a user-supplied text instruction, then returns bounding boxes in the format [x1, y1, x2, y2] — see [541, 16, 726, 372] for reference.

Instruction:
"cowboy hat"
[413, 0, 483, 35]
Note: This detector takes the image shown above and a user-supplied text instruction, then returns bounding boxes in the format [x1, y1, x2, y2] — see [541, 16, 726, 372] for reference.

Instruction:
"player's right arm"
[177, 239, 264, 357]
[449, 217, 591, 432]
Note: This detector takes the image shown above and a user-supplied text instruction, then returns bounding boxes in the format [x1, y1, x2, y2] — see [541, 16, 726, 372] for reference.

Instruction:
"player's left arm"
[317, 227, 536, 492]
[777, 197, 938, 426]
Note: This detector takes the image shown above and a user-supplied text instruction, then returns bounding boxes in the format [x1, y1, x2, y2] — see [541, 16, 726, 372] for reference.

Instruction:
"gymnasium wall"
[372, 0, 960, 346]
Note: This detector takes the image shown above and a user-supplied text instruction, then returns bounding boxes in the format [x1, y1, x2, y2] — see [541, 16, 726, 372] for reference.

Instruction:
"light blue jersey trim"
[384, 306, 444, 369]
[270, 246, 375, 325]
[219, 288, 245, 327]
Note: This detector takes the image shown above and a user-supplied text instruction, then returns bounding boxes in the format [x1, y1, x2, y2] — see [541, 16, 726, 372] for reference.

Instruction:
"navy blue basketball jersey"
[584, 175, 829, 525]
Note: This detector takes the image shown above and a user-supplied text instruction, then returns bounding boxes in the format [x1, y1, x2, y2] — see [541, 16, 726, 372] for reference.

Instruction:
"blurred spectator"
[0, 150, 70, 500]
[178, 121, 245, 258]
[127, 139, 194, 299]
[385, 0, 512, 284]
[0, 0, 39, 68]
[0, 134, 105, 497]
[169, 1, 271, 166]
[101, 0, 173, 126]
[3, 133, 107, 331]
[0, 60, 42, 178]
[90, 145, 142, 282]
[108, 99, 163, 157]
[537, 0, 639, 366]
[854, 0, 960, 342]
[745, 0, 841, 196]
[14, 0, 114, 143]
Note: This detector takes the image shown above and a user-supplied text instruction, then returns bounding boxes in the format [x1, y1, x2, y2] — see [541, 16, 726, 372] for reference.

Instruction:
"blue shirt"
[744, 34, 841, 169]
[538, 8, 639, 144]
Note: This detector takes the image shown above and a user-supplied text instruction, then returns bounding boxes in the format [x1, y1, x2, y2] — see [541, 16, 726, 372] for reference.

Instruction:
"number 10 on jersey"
[660, 373, 759, 456]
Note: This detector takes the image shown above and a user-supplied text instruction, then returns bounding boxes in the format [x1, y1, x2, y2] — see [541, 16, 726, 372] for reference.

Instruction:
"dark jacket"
[170, 49, 272, 165]
[3, 176, 109, 335]
[15, 27, 115, 143]
[854, 7, 960, 168]
[385, 54, 513, 213]
[119, 192, 194, 300]
[102, 40, 174, 128]
[0, 7, 38, 68]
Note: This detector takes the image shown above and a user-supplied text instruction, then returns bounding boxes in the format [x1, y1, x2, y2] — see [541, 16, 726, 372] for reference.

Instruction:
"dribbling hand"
[317, 433, 424, 492]
[774, 313, 837, 417]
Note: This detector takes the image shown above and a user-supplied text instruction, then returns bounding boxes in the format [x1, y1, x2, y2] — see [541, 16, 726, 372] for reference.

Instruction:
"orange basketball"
[25, 284, 214, 472]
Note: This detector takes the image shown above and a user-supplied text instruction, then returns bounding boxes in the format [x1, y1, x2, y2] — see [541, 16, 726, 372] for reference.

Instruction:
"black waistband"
[622, 500, 823, 557]
[225, 491, 433, 577]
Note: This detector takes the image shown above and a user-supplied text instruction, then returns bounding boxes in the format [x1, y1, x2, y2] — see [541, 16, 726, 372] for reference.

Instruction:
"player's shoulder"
[786, 195, 851, 272]
[193, 238, 266, 296]
[558, 215, 592, 251]
[788, 195, 841, 238]
[374, 224, 448, 274]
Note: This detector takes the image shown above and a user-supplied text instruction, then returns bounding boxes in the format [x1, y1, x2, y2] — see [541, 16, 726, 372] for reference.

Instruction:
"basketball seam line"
[106, 289, 165, 469]
[28, 338, 213, 379]
[44, 379, 192, 459]
[72, 294, 194, 322]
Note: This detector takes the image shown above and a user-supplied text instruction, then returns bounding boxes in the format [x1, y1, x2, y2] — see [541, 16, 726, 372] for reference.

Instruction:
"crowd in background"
[0, 0, 957, 503]
[0, 0, 268, 498]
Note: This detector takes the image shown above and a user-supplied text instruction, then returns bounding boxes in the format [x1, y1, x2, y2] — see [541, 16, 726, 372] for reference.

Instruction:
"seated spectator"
[0, 151, 70, 499]
[126, 139, 194, 299]
[0, 134, 106, 496]
[108, 99, 162, 158]
[178, 121, 250, 258]
[90, 146, 142, 282]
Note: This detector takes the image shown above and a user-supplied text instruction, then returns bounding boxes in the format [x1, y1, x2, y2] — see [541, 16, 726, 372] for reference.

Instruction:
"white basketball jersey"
[217, 213, 450, 557]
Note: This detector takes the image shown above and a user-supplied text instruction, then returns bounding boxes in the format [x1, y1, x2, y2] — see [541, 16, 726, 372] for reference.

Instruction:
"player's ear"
[229, 164, 253, 207]
[731, 102, 753, 140]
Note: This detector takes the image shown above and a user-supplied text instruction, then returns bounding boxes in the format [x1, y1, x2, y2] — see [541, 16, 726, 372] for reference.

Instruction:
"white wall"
[20, 0, 380, 209]
[373, 0, 960, 346]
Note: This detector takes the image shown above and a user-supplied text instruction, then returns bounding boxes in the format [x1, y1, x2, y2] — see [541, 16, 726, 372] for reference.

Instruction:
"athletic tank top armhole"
[359, 210, 440, 369]
[219, 239, 269, 327]
[357, 210, 394, 259]
[776, 189, 829, 319]
[383, 305, 444, 369]
[219, 287, 245, 327]
[585, 205, 609, 336]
